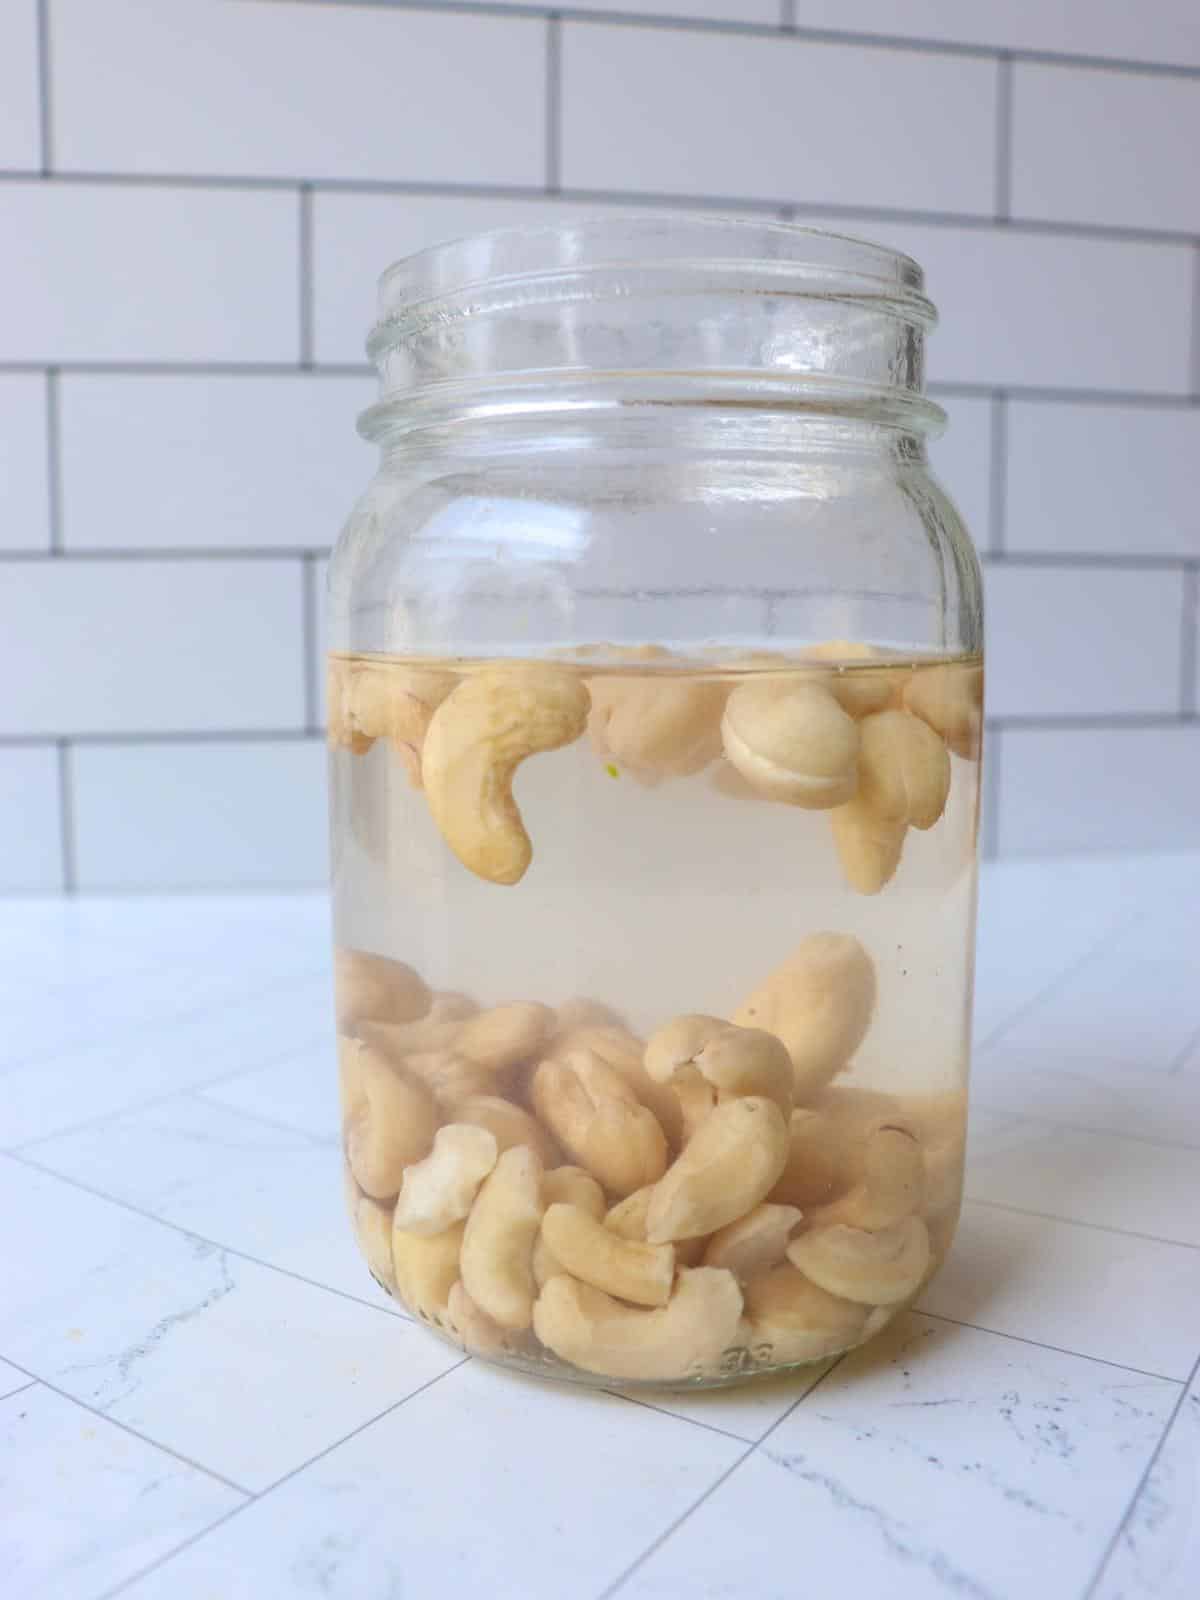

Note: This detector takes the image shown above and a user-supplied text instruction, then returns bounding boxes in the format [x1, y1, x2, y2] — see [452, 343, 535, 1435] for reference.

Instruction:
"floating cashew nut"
[807, 1125, 925, 1231]
[533, 1267, 744, 1382]
[534, 1166, 609, 1287]
[339, 1036, 438, 1200]
[327, 658, 376, 753]
[800, 640, 895, 718]
[459, 1145, 545, 1330]
[645, 1096, 789, 1244]
[391, 1219, 465, 1328]
[787, 1215, 931, 1306]
[742, 1264, 868, 1363]
[541, 1202, 675, 1307]
[856, 709, 951, 831]
[721, 680, 859, 808]
[422, 665, 590, 885]
[344, 660, 456, 786]
[702, 1203, 804, 1280]
[902, 661, 983, 759]
[334, 947, 432, 1028]
[392, 1123, 500, 1237]
[829, 797, 907, 896]
[454, 1094, 562, 1168]
[589, 669, 726, 783]
[734, 932, 876, 1100]
[344, 1167, 397, 1291]
[531, 1050, 668, 1198]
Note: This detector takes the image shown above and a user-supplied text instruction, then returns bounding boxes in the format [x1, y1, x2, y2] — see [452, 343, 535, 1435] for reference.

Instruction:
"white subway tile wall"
[1, 0, 1197, 890]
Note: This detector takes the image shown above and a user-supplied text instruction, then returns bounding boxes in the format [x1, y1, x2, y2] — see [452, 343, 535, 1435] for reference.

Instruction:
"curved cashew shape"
[768, 1107, 848, 1210]
[327, 658, 376, 753]
[444, 1279, 530, 1358]
[589, 672, 726, 783]
[559, 1024, 685, 1148]
[391, 1219, 465, 1328]
[334, 947, 431, 1028]
[356, 1017, 465, 1065]
[808, 1125, 925, 1231]
[541, 1202, 675, 1308]
[734, 932, 876, 1100]
[645, 1096, 789, 1244]
[400, 1050, 497, 1111]
[645, 1015, 792, 1123]
[553, 997, 629, 1036]
[533, 1267, 744, 1382]
[346, 660, 456, 786]
[454, 1094, 562, 1168]
[456, 1002, 555, 1073]
[459, 1145, 545, 1330]
[721, 681, 859, 808]
[902, 661, 983, 760]
[856, 709, 951, 831]
[829, 797, 907, 896]
[422, 665, 590, 885]
[393, 1123, 499, 1237]
[743, 1265, 868, 1363]
[344, 1167, 397, 1291]
[531, 1051, 668, 1198]
[605, 1187, 706, 1266]
[703, 1203, 804, 1280]
[787, 1216, 931, 1306]
[339, 1037, 438, 1200]
[800, 640, 895, 719]
[533, 1165, 609, 1287]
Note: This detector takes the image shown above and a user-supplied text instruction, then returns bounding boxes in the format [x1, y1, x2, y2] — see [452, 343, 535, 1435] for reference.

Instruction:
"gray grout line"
[35, 0, 53, 175]
[993, 54, 1013, 221]
[0, 1379, 39, 1402]
[1191, 242, 1200, 397]
[989, 711, 1198, 731]
[0, 545, 333, 561]
[55, 740, 77, 895]
[298, 184, 315, 368]
[601, 1354, 849, 1599]
[915, 1310, 1185, 1385]
[1167, 1015, 1200, 1076]
[964, 1194, 1200, 1253]
[1180, 564, 1198, 717]
[0, 1357, 253, 1497]
[545, 14, 562, 193]
[98, 1356, 469, 1600]
[301, 553, 320, 735]
[982, 725, 1001, 860]
[779, 0, 795, 30]
[987, 391, 1007, 553]
[0, 729, 321, 749]
[987, 550, 1198, 571]
[44, 367, 63, 553]
[969, 1097, 1200, 1156]
[1082, 1346, 1200, 1600]
[610, 1390, 756, 1447]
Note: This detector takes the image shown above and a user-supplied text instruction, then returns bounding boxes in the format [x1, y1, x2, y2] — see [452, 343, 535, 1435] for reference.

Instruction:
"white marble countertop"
[3, 854, 1199, 1600]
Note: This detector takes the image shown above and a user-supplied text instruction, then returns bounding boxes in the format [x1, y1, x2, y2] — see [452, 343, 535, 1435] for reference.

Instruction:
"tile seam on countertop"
[0, 1356, 254, 1497]
[1167, 1015, 1200, 1075]
[190, 1087, 342, 1147]
[610, 1391, 757, 1447]
[967, 1098, 1200, 1157]
[0, 1378, 39, 1402]
[963, 1195, 1200, 1253]
[4, 1150, 413, 1325]
[1082, 1346, 1200, 1599]
[915, 1311, 1185, 1386]
[600, 1354, 848, 1598]
[97, 1356, 470, 1600]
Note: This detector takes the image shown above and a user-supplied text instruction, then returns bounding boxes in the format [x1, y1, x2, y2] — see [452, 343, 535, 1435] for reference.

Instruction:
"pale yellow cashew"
[589, 667, 726, 783]
[531, 1050, 668, 1198]
[645, 1014, 793, 1122]
[799, 639, 895, 718]
[339, 1036, 438, 1201]
[399, 1050, 497, 1111]
[334, 947, 432, 1028]
[455, 1003, 555, 1073]
[454, 1094, 562, 1168]
[392, 1123, 500, 1237]
[391, 1219, 465, 1328]
[768, 1108, 849, 1210]
[645, 1096, 789, 1244]
[357, 1017, 464, 1064]
[533, 1266, 744, 1382]
[541, 1202, 676, 1308]
[787, 1215, 931, 1306]
[721, 680, 859, 808]
[807, 1125, 925, 1231]
[459, 1145, 545, 1331]
[327, 657, 376, 753]
[742, 1264, 868, 1363]
[346, 659, 456, 786]
[734, 932, 876, 1100]
[604, 1187, 706, 1266]
[558, 1024, 685, 1148]
[856, 709, 951, 831]
[422, 664, 590, 885]
[553, 997, 629, 1036]
[902, 660, 983, 759]
[702, 1203, 804, 1280]
[533, 1166, 609, 1287]
[829, 797, 908, 896]
[344, 1167, 397, 1291]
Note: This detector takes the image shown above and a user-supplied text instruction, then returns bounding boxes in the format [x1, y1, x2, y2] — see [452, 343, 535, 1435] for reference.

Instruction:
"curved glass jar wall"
[328, 216, 983, 1390]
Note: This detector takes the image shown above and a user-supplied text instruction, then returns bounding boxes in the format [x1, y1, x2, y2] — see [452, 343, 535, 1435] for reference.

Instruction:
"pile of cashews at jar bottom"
[338, 933, 966, 1385]
[327, 643, 981, 895]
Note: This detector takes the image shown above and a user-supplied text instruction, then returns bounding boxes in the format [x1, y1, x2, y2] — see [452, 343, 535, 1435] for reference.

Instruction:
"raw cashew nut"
[856, 709, 951, 831]
[768, 1107, 849, 1210]
[903, 661, 983, 759]
[534, 1166, 610, 1286]
[541, 1202, 675, 1308]
[721, 681, 859, 808]
[327, 658, 376, 753]
[553, 997, 629, 1036]
[459, 1145, 545, 1330]
[444, 1280, 525, 1357]
[393, 1123, 500, 1237]
[829, 797, 907, 896]
[559, 1025, 684, 1147]
[391, 1220, 465, 1327]
[339, 1036, 438, 1200]
[800, 640, 894, 719]
[454, 1094, 562, 1168]
[703, 1204, 804, 1280]
[531, 1051, 668, 1198]
[605, 1188, 706, 1266]
[734, 932, 876, 1099]
[334, 947, 431, 1028]
[455, 1003, 555, 1073]
[344, 1168, 397, 1291]
[400, 1050, 498, 1110]
[357, 1017, 465, 1064]
[589, 670, 726, 783]
[645, 1015, 792, 1120]
[533, 1267, 744, 1382]
[743, 1265, 868, 1363]
[787, 1216, 931, 1306]
[422, 664, 590, 885]
[645, 1096, 789, 1244]
[808, 1125, 925, 1231]
[346, 660, 456, 786]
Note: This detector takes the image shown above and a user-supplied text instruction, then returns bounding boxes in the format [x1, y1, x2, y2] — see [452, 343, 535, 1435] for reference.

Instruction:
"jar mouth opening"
[368, 211, 935, 360]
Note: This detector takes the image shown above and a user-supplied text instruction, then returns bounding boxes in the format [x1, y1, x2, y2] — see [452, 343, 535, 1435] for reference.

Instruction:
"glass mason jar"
[328, 215, 983, 1390]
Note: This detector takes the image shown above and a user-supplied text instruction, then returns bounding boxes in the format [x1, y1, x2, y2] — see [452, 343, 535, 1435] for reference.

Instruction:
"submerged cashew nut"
[346, 660, 456, 786]
[721, 681, 859, 808]
[541, 1202, 675, 1307]
[334, 947, 432, 1028]
[787, 1215, 931, 1306]
[605, 1187, 706, 1265]
[339, 1036, 439, 1200]
[589, 670, 726, 783]
[454, 1094, 562, 1168]
[533, 1267, 744, 1382]
[734, 932, 876, 1100]
[742, 1265, 868, 1363]
[327, 658, 376, 753]
[703, 1203, 804, 1280]
[459, 1145, 545, 1330]
[455, 1003, 555, 1073]
[422, 665, 590, 885]
[344, 1168, 397, 1291]
[400, 1050, 498, 1110]
[531, 1051, 668, 1198]
[391, 1219, 465, 1327]
[393, 1123, 499, 1237]
[558, 1025, 684, 1148]
[768, 1107, 849, 1210]
[808, 1125, 925, 1231]
[829, 797, 907, 896]
[534, 1165, 609, 1286]
[645, 1096, 789, 1244]
[902, 661, 983, 760]
[356, 1016, 465, 1064]
[800, 640, 895, 719]
[856, 709, 951, 831]
[553, 997, 629, 1036]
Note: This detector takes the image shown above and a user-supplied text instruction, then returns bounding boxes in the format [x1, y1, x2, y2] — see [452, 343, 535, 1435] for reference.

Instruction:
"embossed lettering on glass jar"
[328, 215, 983, 1390]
